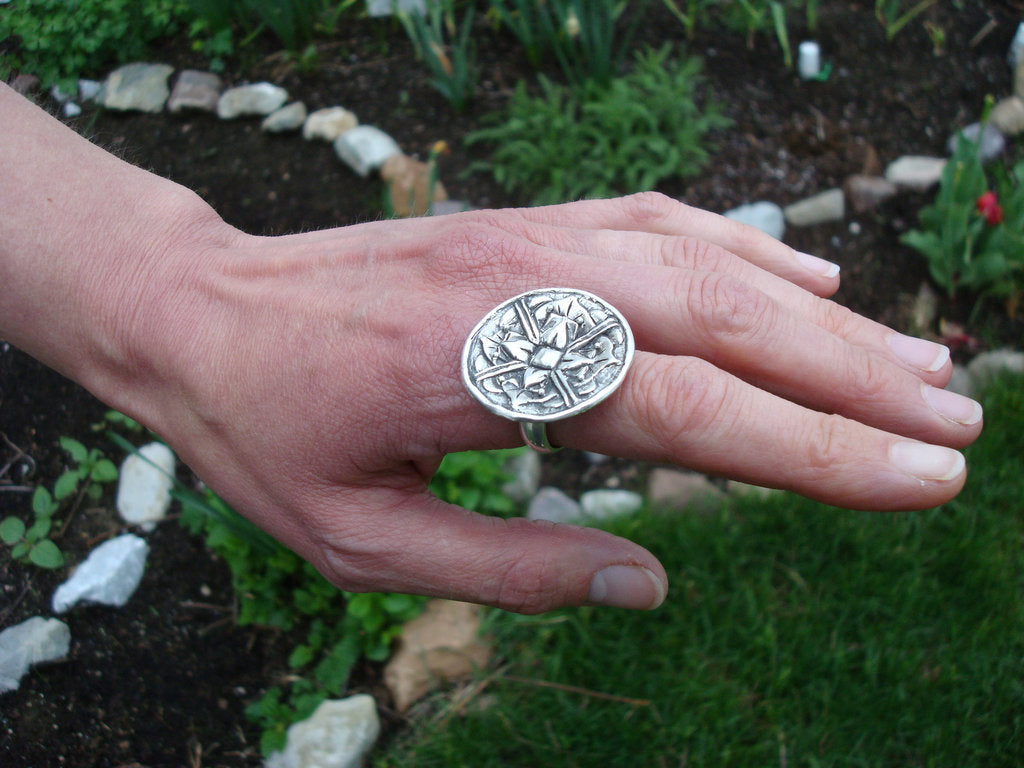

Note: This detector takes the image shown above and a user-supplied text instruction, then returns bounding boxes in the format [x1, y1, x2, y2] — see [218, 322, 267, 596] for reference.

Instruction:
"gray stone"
[948, 122, 1005, 162]
[334, 126, 402, 177]
[945, 364, 972, 398]
[501, 450, 541, 504]
[52, 534, 149, 613]
[579, 489, 643, 521]
[646, 468, 725, 514]
[116, 442, 176, 530]
[526, 487, 581, 524]
[167, 70, 223, 113]
[884, 156, 947, 192]
[722, 201, 785, 241]
[265, 694, 380, 768]
[102, 63, 174, 113]
[217, 82, 289, 119]
[263, 102, 308, 133]
[990, 97, 1024, 137]
[303, 106, 359, 142]
[842, 174, 897, 213]
[0, 617, 71, 694]
[429, 200, 472, 216]
[784, 188, 845, 227]
[63, 102, 82, 118]
[366, 0, 426, 16]
[966, 349, 1024, 395]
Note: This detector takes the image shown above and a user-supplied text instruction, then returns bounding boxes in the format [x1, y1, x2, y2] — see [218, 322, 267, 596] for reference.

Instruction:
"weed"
[466, 45, 729, 205]
[1, 436, 118, 569]
[397, 0, 478, 111]
[0, 0, 184, 91]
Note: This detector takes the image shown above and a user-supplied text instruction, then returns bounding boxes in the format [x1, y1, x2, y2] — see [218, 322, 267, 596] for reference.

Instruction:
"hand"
[118, 192, 982, 614]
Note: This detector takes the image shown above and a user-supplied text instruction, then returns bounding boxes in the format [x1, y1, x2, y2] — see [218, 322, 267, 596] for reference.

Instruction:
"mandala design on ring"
[461, 288, 635, 422]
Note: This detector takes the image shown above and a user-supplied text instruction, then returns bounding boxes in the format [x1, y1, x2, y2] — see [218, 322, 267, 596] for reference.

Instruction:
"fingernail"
[588, 565, 666, 610]
[890, 441, 965, 482]
[921, 383, 983, 426]
[795, 251, 841, 278]
[887, 332, 950, 373]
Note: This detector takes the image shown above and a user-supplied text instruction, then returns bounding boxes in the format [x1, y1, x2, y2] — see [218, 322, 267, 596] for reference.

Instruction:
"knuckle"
[429, 221, 542, 287]
[625, 356, 731, 451]
[688, 271, 775, 343]
[815, 299, 858, 338]
[800, 413, 851, 471]
[619, 190, 677, 225]
[842, 351, 894, 405]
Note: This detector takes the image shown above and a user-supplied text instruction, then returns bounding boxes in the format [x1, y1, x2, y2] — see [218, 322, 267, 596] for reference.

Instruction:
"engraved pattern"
[462, 288, 635, 422]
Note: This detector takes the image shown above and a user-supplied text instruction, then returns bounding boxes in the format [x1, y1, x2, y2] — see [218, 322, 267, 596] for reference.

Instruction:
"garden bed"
[2, 2, 1023, 765]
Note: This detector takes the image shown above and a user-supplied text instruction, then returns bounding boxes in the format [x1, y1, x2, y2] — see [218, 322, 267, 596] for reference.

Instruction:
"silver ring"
[461, 288, 635, 453]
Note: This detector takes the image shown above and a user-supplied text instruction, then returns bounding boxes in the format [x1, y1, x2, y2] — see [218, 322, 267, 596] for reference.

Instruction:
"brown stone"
[383, 599, 491, 712]
[843, 174, 898, 213]
[381, 153, 448, 217]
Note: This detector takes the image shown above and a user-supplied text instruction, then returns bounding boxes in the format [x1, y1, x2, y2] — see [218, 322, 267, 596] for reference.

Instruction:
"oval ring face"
[461, 288, 635, 423]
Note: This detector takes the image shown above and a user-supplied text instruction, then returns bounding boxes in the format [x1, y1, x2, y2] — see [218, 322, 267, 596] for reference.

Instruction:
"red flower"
[976, 191, 1003, 225]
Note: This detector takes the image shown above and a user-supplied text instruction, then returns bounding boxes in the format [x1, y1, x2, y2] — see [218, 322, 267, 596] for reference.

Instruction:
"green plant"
[0, 436, 119, 569]
[159, 442, 518, 755]
[0, 0, 184, 91]
[490, 0, 647, 88]
[466, 45, 730, 205]
[901, 127, 1024, 304]
[377, 373, 1024, 767]
[397, 0, 478, 111]
[875, 0, 937, 39]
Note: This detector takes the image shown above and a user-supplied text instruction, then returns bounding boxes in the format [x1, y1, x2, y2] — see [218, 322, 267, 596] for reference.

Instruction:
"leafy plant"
[0, 0, 184, 91]
[397, 0, 478, 111]
[1, 436, 119, 569]
[163, 440, 518, 755]
[490, 0, 647, 88]
[901, 128, 1024, 305]
[466, 45, 730, 205]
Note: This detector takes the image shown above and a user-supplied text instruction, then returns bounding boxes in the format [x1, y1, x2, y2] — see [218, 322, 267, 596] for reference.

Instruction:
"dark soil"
[2, 3, 1022, 766]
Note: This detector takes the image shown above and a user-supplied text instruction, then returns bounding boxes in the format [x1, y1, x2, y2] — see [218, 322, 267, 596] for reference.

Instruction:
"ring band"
[461, 288, 635, 453]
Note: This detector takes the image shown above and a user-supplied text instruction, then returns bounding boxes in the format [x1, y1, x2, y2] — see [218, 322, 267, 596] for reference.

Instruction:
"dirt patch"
[2, 3, 1021, 765]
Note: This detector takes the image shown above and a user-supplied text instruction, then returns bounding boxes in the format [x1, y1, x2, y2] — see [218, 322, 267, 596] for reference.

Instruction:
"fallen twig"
[499, 674, 651, 707]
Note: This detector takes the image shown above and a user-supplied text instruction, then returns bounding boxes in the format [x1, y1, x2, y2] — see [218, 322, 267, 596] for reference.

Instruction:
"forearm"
[0, 83, 238, 421]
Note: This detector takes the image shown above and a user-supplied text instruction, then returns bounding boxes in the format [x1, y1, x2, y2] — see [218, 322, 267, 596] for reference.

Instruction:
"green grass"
[376, 373, 1024, 767]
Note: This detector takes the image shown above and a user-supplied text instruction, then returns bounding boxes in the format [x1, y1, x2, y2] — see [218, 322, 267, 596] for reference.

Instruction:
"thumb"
[307, 488, 668, 614]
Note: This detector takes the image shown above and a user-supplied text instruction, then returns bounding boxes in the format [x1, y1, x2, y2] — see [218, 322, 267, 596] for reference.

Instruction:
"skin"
[0, 83, 983, 613]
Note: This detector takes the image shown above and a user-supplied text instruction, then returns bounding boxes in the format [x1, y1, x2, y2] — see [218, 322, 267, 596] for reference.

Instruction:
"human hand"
[120, 192, 980, 614]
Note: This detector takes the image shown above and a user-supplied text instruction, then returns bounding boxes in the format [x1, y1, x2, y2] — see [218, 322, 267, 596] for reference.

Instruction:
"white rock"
[989, 97, 1024, 137]
[333, 125, 402, 177]
[526, 487, 581, 524]
[948, 122, 1005, 162]
[0, 617, 71, 694]
[52, 534, 149, 613]
[217, 82, 289, 119]
[579, 489, 643, 521]
[884, 156, 947, 192]
[501, 450, 541, 504]
[102, 63, 175, 113]
[263, 102, 308, 133]
[722, 201, 785, 241]
[77, 79, 103, 102]
[116, 442, 176, 529]
[784, 188, 845, 227]
[1009, 21, 1024, 68]
[843, 174, 897, 213]
[63, 102, 82, 118]
[366, 0, 426, 16]
[265, 694, 380, 768]
[303, 107, 359, 142]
